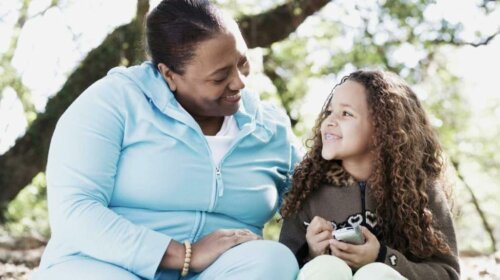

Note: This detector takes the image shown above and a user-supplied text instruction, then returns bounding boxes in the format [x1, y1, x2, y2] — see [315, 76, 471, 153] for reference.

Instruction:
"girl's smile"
[323, 132, 342, 142]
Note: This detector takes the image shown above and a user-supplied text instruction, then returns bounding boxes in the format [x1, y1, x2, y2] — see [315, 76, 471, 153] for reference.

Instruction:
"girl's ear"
[157, 63, 177, 91]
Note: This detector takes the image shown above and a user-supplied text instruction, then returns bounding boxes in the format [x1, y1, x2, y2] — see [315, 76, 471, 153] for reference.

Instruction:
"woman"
[34, 1, 301, 279]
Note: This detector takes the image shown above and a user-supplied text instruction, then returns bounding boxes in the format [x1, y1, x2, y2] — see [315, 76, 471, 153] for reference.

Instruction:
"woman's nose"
[229, 70, 246, 91]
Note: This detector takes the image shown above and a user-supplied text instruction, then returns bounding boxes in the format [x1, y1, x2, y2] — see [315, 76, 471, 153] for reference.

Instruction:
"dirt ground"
[0, 248, 498, 280]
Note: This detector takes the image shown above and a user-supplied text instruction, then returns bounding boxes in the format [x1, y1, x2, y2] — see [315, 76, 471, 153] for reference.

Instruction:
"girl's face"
[320, 80, 374, 162]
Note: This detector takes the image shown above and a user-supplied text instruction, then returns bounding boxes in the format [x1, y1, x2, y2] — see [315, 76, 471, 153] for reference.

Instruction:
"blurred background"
[0, 0, 499, 279]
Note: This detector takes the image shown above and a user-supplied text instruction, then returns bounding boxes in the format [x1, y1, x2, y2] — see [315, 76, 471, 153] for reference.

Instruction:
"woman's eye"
[213, 77, 227, 84]
[239, 56, 248, 65]
[239, 62, 250, 76]
[324, 110, 332, 116]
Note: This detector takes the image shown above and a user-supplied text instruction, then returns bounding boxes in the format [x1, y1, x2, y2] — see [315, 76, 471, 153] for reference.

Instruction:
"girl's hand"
[306, 216, 334, 259]
[190, 229, 261, 272]
[329, 226, 380, 269]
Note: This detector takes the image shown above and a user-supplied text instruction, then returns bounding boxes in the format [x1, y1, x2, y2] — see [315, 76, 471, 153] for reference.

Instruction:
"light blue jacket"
[39, 62, 302, 279]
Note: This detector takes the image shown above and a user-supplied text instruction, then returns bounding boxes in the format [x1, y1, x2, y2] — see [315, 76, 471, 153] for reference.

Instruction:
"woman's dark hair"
[146, 0, 224, 74]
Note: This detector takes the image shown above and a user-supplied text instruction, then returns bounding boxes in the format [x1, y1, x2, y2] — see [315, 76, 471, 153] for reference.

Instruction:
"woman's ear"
[157, 63, 177, 91]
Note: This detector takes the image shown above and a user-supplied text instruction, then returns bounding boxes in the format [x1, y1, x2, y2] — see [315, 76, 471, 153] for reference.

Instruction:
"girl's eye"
[324, 110, 332, 116]
[342, 111, 353, 117]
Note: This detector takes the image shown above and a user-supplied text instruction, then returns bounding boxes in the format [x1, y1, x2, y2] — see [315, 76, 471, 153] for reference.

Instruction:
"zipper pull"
[216, 167, 224, 196]
[359, 181, 366, 192]
[359, 181, 367, 226]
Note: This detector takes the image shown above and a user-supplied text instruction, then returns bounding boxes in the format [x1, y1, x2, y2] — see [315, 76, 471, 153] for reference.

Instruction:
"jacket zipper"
[209, 122, 257, 211]
[359, 181, 367, 227]
[161, 102, 257, 236]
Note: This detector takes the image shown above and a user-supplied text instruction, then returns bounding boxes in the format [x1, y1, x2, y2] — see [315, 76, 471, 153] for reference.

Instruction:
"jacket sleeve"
[279, 209, 311, 268]
[285, 125, 304, 194]
[265, 102, 304, 206]
[46, 79, 171, 280]
[378, 185, 460, 280]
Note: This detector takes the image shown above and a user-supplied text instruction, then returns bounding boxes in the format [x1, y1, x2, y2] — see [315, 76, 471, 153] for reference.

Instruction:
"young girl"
[279, 70, 460, 280]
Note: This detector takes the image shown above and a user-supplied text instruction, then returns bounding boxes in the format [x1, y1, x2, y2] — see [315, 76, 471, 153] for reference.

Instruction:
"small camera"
[333, 225, 365, 245]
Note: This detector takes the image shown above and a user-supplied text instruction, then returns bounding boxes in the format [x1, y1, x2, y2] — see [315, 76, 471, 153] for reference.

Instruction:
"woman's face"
[320, 80, 374, 162]
[161, 28, 250, 118]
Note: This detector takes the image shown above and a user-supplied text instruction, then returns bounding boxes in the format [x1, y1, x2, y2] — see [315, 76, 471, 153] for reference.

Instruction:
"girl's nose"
[328, 120, 338, 127]
[326, 115, 338, 127]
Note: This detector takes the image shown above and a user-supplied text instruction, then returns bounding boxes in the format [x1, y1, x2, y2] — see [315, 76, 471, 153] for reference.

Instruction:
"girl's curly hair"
[281, 70, 451, 259]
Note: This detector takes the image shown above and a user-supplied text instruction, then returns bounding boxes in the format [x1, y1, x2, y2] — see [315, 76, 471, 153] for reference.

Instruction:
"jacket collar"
[324, 162, 357, 187]
[108, 61, 263, 130]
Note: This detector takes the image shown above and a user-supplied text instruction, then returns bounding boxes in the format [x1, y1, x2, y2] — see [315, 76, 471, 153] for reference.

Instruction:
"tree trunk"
[0, 20, 146, 221]
[0, 0, 330, 221]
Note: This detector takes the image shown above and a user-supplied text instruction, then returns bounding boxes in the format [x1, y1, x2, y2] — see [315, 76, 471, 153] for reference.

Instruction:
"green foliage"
[263, 213, 282, 241]
[257, 0, 499, 253]
[381, 0, 429, 20]
[416, 59, 469, 151]
[216, 0, 287, 17]
[2, 0, 499, 254]
[263, 36, 315, 133]
[5, 172, 49, 238]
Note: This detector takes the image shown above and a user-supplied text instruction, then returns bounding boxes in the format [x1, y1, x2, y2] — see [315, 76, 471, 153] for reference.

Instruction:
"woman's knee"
[197, 240, 298, 279]
[245, 240, 298, 273]
[353, 262, 406, 280]
[298, 255, 352, 280]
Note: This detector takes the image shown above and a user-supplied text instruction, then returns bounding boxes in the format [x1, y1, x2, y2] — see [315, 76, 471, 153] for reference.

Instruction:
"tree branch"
[0, 0, 60, 115]
[239, 0, 331, 48]
[452, 159, 497, 253]
[136, 0, 150, 26]
[465, 29, 500, 47]
[432, 29, 500, 47]
[2, 0, 59, 64]
[29, 0, 60, 20]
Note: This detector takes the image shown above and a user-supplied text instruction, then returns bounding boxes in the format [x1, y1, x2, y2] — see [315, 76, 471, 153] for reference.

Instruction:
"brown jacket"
[279, 176, 460, 280]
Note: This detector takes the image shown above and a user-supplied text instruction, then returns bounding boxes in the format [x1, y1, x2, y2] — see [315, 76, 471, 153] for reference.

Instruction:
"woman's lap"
[32, 240, 298, 280]
[192, 240, 298, 280]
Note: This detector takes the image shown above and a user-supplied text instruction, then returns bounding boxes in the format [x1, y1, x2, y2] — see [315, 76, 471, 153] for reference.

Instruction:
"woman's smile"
[222, 93, 241, 103]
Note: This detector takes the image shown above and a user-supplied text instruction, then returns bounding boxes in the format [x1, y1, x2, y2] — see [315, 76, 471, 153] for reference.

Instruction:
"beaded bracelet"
[181, 240, 192, 277]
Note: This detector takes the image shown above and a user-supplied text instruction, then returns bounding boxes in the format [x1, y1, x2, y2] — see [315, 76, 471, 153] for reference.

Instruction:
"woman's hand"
[190, 229, 261, 272]
[306, 216, 334, 259]
[329, 226, 380, 269]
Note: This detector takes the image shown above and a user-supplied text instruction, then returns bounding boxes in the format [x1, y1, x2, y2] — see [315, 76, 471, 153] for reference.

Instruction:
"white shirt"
[205, 115, 239, 166]
[177, 104, 240, 166]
